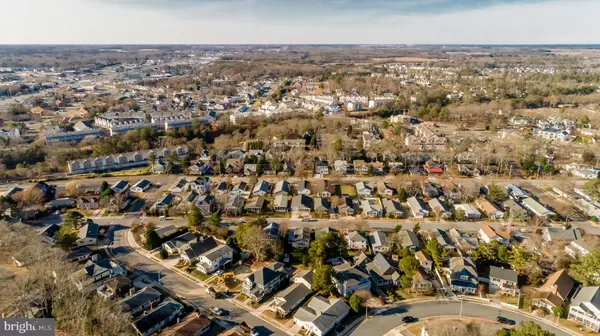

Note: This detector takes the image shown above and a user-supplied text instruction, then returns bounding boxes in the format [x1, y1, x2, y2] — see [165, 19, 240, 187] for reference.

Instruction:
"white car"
[211, 307, 223, 315]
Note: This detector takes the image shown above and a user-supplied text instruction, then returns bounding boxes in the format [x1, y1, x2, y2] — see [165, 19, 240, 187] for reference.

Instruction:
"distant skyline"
[1, 0, 597, 44]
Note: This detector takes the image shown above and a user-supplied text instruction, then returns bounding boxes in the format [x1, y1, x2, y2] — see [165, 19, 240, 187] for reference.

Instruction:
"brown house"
[77, 195, 100, 210]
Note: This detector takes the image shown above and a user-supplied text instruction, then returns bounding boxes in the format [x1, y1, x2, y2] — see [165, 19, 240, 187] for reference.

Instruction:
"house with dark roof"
[332, 263, 371, 297]
[76, 221, 99, 246]
[366, 253, 400, 287]
[190, 176, 210, 195]
[368, 231, 388, 253]
[153, 193, 175, 212]
[314, 197, 331, 214]
[263, 222, 281, 240]
[154, 225, 178, 240]
[293, 296, 350, 336]
[162, 232, 197, 254]
[224, 195, 245, 216]
[120, 286, 162, 315]
[273, 180, 290, 196]
[533, 269, 576, 310]
[170, 178, 189, 194]
[131, 179, 151, 193]
[243, 262, 288, 302]
[447, 257, 478, 294]
[489, 266, 519, 296]
[214, 181, 229, 195]
[252, 180, 270, 196]
[195, 195, 217, 216]
[65, 246, 93, 262]
[180, 237, 218, 263]
[132, 298, 183, 336]
[269, 280, 314, 317]
[288, 227, 311, 248]
[39, 224, 60, 245]
[568, 286, 600, 332]
[111, 180, 130, 194]
[71, 258, 126, 292]
[291, 194, 313, 213]
[337, 196, 355, 216]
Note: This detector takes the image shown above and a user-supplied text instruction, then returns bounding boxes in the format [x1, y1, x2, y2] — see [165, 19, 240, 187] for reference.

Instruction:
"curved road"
[351, 301, 575, 336]
[105, 220, 288, 336]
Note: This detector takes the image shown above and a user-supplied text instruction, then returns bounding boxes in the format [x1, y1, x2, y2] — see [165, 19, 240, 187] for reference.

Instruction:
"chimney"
[129, 287, 136, 296]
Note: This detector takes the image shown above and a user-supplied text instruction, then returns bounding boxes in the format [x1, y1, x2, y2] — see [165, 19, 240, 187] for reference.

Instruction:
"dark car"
[402, 316, 415, 323]
[497, 316, 515, 325]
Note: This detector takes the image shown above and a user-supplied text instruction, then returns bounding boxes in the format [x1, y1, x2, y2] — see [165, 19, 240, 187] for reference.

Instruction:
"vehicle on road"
[402, 316, 415, 323]
[159, 216, 167, 221]
[211, 307, 224, 315]
[302, 217, 312, 222]
[250, 329, 260, 336]
[496, 316, 515, 325]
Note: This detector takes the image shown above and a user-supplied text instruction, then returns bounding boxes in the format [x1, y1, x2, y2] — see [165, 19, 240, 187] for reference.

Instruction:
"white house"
[293, 296, 349, 336]
[196, 245, 234, 274]
[568, 287, 600, 332]
[479, 225, 510, 245]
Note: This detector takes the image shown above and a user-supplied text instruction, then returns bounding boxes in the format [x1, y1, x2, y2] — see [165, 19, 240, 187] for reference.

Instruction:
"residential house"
[442, 181, 462, 202]
[505, 184, 528, 200]
[263, 222, 281, 240]
[252, 180, 270, 196]
[291, 195, 313, 213]
[153, 193, 175, 212]
[334, 160, 350, 174]
[72, 258, 126, 292]
[196, 245, 234, 274]
[345, 231, 368, 250]
[180, 237, 218, 263]
[355, 181, 373, 196]
[213, 182, 229, 195]
[314, 197, 331, 214]
[479, 225, 510, 245]
[453, 204, 481, 220]
[273, 194, 289, 212]
[415, 251, 433, 272]
[170, 178, 189, 194]
[111, 180, 130, 194]
[542, 227, 582, 243]
[376, 181, 395, 196]
[489, 266, 519, 296]
[288, 228, 311, 248]
[407, 196, 429, 218]
[332, 263, 371, 297]
[297, 180, 311, 195]
[162, 232, 197, 254]
[435, 229, 455, 251]
[244, 164, 258, 176]
[39, 224, 60, 245]
[447, 257, 478, 294]
[449, 228, 479, 253]
[77, 221, 99, 246]
[366, 253, 400, 287]
[121, 286, 162, 315]
[311, 179, 334, 198]
[150, 159, 167, 174]
[315, 160, 330, 175]
[273, 180, 290, 196]
[522, 197, 556, 218]
[353, 160, 369, 175]
[412, 270, 434, 293]
[230, 181, 251, 198]
[224, 195, 245, 216]
[566, 239, 596, 258]
[475, 198, 505, 220]
[382, 198, 403, 218]
[568, 286, 600, 332]
[244, 196, 265, 213]
[368, 231, 389, 253]
[130, 179, 151, 193]
[154, 225, 178, 240]
[243, 262, 288, 302]
[361, 198, 383, 218]
[293, 296, 350, 336]
[502, 199, 528, 220]
[195, 195, 217, 216]
[77, 195, 100, 210]
[97, 275, 132, 299]
[337, 196, 355, 216]
[428, 198, 451, 219]
[65, 246, 93, 262]
[421, 181, 438, 198]
[132, 298, 183, 336]
[270, 276, 314, 317]
[399, 230, 420, 252]
[162, 313, 211, 336]
[533, 269, 576, 310]
[190, 177, 210, 195]
[189, 161, 211, 176]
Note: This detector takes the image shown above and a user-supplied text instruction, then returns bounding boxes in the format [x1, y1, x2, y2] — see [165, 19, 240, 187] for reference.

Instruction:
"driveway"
[351, 301, 575, 336]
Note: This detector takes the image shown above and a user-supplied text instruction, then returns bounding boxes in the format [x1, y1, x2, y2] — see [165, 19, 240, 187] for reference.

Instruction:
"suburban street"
[351, 300, 575, 336]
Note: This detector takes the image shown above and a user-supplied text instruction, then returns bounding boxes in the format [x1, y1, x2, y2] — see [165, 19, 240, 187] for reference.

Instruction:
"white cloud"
[0, 0, 596, 44]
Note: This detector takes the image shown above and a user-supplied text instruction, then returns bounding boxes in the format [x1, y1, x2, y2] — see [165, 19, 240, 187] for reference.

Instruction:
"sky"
[0, 0, 598, 44]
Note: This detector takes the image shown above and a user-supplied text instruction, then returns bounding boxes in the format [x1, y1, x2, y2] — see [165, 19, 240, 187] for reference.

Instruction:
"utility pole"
[459, 298, 463, 317]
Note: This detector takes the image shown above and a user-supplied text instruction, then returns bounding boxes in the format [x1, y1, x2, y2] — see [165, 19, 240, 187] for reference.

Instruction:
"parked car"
[496, 316, 515, 325]
[402, 316, 415, 323]
[212, 307, 223, 316]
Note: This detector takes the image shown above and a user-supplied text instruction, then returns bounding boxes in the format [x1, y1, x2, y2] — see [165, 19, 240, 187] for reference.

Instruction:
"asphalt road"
[351, 301, 574, 336]
[103, 217, 288, 336]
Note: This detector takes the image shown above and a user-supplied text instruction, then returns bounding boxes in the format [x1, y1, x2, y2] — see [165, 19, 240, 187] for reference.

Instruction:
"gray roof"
[571, 286, 600, 312]
[244, 196, 265, 210]
[163, 232, 197, 250]
[132, 179, 151, 190]
[293, 296, 350, 334]
[314, 197, 330, 212]
[291, 194, 313, 211]
[226, 195, 245, 208]
[273, 283, 313, 313]
[274, 194, 288, 208]
[489, 266, 518, 283]
[121, 286, 161, 313]
[253, 180, 270, 193]
[333, 263, 369, 286]
[368, 231, 387, 248]
[274, 180, 290, 194]
[544, 227, 582, 242]
[367, 253, 400, 282]
[132, 298, 183, 334]
[293, 270, 314, 287]
[399, 230, 419, 248]
[247, 262, 286, 287]
[78, 222, 99, 240]
[154, 225, 177, 239]
[181, 237, 218, 260]
[202, 245, 234, 262]
[382, 198, 402, 214]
